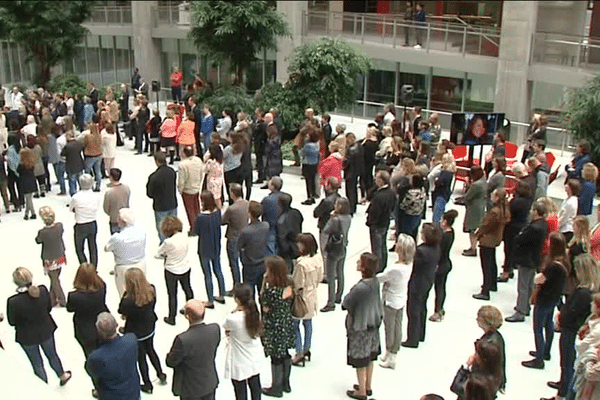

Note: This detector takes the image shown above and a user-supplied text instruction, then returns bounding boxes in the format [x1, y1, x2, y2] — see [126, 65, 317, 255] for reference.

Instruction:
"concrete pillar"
[494, 1, 538, 145]
[276, 1, 308, 83]
[131, 1, 162, 85]
[330, 1, 344, 33]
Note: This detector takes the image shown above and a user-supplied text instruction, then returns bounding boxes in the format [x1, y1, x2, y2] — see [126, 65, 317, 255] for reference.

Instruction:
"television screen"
[450, 112, 507, 145]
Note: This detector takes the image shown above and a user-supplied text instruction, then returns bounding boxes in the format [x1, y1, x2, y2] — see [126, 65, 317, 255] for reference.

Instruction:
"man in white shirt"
[105, 208, 147, 297]
[10, 87, 23, 111]
[70, 174, 102, 267]
[20, 115, 37, 138]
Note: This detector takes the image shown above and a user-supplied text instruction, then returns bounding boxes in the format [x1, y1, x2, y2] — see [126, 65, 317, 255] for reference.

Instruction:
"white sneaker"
[379, 352, 396, 369]
[413, 44, 422, 49]
[379, 351, 389, 363]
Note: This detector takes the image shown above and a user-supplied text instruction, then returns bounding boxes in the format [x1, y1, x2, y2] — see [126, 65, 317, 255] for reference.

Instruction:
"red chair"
[452, 145, 467, 161]
[505, 141, 519, 167]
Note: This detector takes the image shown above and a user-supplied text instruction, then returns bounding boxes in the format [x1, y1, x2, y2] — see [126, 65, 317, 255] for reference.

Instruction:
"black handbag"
[325, 218, 344, 256]
[450, 366, 470, 396]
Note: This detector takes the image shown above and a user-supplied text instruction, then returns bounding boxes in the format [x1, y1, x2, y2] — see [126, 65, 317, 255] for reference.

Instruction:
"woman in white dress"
[101, 122, 117, 175]
[223, 284, 265, 400]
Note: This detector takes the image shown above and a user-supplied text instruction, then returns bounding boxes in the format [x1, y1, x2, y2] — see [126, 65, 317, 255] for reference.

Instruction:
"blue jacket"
[261, 191, 283, 230]
[415, 10, 426, 23]
[87, 333, 140, 400]
[83, 104, 95, 125]
[579, 181, 596, 216]
[568, 153, 592, 180]
[201, 114, 214, 136]
[300, 142, 320, 165]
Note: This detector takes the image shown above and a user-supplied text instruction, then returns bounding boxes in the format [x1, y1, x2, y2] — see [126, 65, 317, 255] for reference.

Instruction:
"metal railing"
[531, 32, 600, 69]
[303, 11, 501, 58]
[87, 5, 132, 25]
[154, 4, 192, 27]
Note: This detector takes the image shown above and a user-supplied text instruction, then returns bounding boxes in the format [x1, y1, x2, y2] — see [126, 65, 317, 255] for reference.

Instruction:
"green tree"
[563, 75, 600, 165]
[286, 38, 371, 114]
[189, 0, 289, 86]
[0, 1, 94, 87]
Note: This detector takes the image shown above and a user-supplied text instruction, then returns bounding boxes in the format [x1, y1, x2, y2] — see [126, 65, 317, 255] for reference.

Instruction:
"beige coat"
[292, 253, 323, 319]
[177, 156, 204, 195]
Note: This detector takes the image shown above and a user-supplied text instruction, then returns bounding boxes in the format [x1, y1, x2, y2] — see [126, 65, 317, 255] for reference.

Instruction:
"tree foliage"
[0, 1, 94, 87]
[193, 86, 254, 120]
[253, 82, 305, 137]
[563, 75, 600, 165]
[189, 0, 289, 85]
[49, 73, 88, 97]
[286, 38, 371, 114]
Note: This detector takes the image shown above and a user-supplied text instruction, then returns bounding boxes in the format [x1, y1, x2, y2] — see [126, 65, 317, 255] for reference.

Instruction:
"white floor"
[0, 140, 563, 400]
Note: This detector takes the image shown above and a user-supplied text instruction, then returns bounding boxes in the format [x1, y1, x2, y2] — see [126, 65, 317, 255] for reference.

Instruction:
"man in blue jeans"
[238, 201, 269, 297]
[261, 176, 285, 255]
[146, 151, 177, 243]
[221, 183, 249, 295]
[61, 131, 85, 197]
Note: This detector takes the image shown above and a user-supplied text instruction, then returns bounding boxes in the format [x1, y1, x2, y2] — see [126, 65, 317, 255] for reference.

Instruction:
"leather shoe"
[505, 312, 525, 322]
[352, 385, 372, 396]
[547, 381, 560, 389]
[522, 359, 545, 369]
[401, 341, 419, 348]
[529, 350, 551, 361]
[320, 305, 335, 312]
[472, 293, 490, 301]
[163, 317, 175, 326]
[346, 389, 367, 400]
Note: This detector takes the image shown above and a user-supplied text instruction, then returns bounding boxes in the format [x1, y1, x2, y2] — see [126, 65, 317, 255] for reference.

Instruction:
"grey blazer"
[487, 171, 506, 210]
[464, 177, 487, 232]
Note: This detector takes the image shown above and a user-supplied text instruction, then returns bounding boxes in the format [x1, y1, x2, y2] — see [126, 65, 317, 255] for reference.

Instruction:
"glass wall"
[465, 72, 495, 112]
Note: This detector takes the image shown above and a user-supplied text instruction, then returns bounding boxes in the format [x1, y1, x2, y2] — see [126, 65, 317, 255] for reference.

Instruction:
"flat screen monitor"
[450, 112, 507, 145]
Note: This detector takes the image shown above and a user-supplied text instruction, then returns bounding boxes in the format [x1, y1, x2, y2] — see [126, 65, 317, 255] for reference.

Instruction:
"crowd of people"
[1, 76, 600, 400]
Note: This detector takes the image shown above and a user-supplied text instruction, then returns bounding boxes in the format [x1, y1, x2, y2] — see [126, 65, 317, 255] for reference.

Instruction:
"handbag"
[325, 218, 344, 256]
[291, 288, 309, 318]
[450, 365, 470, 396]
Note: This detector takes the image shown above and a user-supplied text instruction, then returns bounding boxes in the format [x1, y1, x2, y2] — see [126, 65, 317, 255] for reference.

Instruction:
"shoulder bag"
[450, 365, 470, 396]
[291, 287, 308, 318]
[325, 218, 344, 257]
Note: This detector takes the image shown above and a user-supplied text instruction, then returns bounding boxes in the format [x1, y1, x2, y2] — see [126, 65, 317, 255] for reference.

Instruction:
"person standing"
[6, 267, 72, 385]
[87, 312, 140, 400]
[506, 201, 549, 323]
[35, 206, 67, 307]
[222, 183, 249, 293]
[223, 284, 265, 400]
[377, 234, 415, 369]
[277, 193, 304, 274]
[201, 104, 215, 154]
[263, 113, 282, 187]
[166, 300, 221, 400]
[403, 1, 413, 46]
[238, 201, 270, 298]
[342, 253, 383, 400]
[147, 151, 178, 243]
[413, 3, 426, 49]
[176, 114, 197, 158]
[178, 146, 204, 234]
[261, 176, 285, 255]
[558, 179, 581, 244]
[429, 210, 458, 322]
[101, 123, 117, 175]
[260, 256, 295, 397]
[366, 171, 396, 271]
[66, 264, 108, 398]
[291, 233, 323, 366]
[300, 129, 321, 205]
[103, 168, 131, 235]
[104, 208, 147, 298]
[88, 82, 99, 111]
[253, 109, 268, 185]
[157, 216, 194, 326]
[118, 268, 167, 394]
[463, 166, 487, 257]
[70, 174, 101, 267]
[314, 177, 341, 283]
[83, 121, 103, 191]
[61, 131, 85, 197]
[17, 147, 38, 220]
[194, 190, 226, 308]
[170, 67, 183, 103]
[343, 132, 365, 216]
[205, 144, 225, 209]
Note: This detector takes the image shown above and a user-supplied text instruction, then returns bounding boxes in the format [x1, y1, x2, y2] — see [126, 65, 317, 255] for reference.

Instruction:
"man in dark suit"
[238, 201, 270, 297]
[366, 171, 397, 271]
[87, 312, 140, 400]
[146, 151, 177, 244]
[313, 176, 340, 282]
[277, 192, 303, 274]
[343, 132, 365, 215]
[166, 299, 220, 400]
[261, 176, 285, 255]
[88, 82, 98, 112]
[505, 201, 548, 322]
[252, 109, 267, 184]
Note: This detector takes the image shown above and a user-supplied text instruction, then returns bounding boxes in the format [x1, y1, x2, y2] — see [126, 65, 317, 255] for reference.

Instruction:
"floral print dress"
[260, 285, 295, 359]
[205, 158, 223, 206]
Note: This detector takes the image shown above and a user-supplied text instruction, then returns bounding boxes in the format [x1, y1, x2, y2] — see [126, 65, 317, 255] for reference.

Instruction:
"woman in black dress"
[342, 253, 383, 400]
[66, 263, 108, 397]
[118, 267, 166, 394]
[7, 267, 72, 385]
[430, 209, 458, 322]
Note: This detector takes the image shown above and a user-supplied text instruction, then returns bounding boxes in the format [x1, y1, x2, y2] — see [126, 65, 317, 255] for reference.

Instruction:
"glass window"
[399, 63, 428, 109]
[431, 67, 463, 112]
[161, 38, 179, 89]
[465, 72, 494, 112]
[101, 36, 115, 85]
[73, 46, 87, 79]
[366, 59, 396, 104]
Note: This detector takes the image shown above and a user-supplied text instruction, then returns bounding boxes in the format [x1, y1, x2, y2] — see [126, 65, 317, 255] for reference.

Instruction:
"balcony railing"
[303, 11, 501, 58]
[531, 32, 600, 69]
[154, 4, 191, 27]
[87, 5, 132, 25]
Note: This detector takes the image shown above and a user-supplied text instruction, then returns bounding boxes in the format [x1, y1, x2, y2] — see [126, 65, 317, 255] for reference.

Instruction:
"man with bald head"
[167, 300, 220, 400]
[87, 312, 140, 400]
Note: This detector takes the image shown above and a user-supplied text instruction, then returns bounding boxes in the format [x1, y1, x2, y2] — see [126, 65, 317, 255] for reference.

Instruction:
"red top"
[174, 114, 182, 130]
[170, 71, 183, 88]
[318, 153, 343, 188]
[160, 118, 177, 139]
[591, 225, 600, 263]
[177, 120, 196, 145]
[542, 214, 559, 256]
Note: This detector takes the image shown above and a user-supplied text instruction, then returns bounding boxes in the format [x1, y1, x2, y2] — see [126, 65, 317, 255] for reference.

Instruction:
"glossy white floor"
[0, 141, 563, 400]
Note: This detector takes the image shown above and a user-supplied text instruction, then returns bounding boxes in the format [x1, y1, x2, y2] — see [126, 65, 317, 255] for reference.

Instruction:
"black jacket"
[277, 208, 304, 259]
[7, 285, 57, 346]
[61, 140, 85, 175]
[118, 286, 158, 338]
[560, 288, 592, 332]
[313, 190, 340, 230]
[166, 323, 220, 398]
[146, 164, 177, 211]
[253, 120, 268, 151]
[408, 243, 441, 296]
[17, 165, 37, 194]
[343, 142, 365, 180]
[67, 285, 109, 347]
[513, 218, 547, 269]
[366, 185, 396, 228]
[536, 261, 567, 306]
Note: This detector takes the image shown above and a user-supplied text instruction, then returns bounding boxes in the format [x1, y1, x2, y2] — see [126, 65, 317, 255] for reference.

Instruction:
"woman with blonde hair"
[118, 267, 166, 394]
[566, 216, 591, 295]
[538, 196, 559, 258]
[18, 147, 38, 220]
[7, 267, 72, 385]
[544, 254, 599, 400]
[579, 162, 598, 217]
[35, 206, 66, 307]
[431, 153, 456, 224]
[571, 292, 600, 399]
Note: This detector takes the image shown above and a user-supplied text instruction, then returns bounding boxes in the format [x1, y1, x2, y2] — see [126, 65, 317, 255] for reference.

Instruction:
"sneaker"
[413, 44, 422, 49]
[505, 312, 525, 323]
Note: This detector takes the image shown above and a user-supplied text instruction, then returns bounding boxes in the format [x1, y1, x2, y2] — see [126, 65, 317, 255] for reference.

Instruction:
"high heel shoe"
[304, 351, 311, 362]
[292, 354, 306, 367]
[140, 384, 153, 394]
